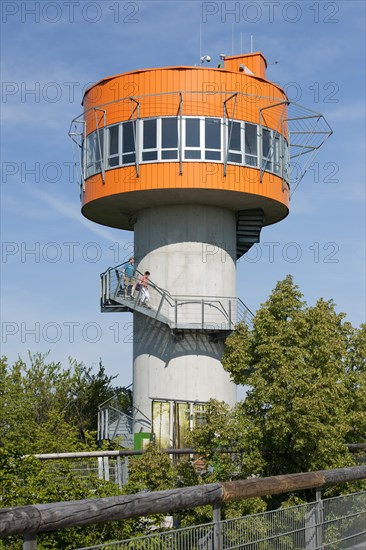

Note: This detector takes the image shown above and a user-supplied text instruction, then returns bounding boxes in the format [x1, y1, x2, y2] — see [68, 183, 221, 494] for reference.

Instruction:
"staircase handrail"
[98, 386, 133, 411]
[237, 297, 255, 318]
[100, 260, 131, 277]
[101, 264, 255, 329]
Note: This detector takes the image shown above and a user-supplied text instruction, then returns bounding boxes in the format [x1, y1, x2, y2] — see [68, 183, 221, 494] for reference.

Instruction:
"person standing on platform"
[123, 257, 136, 298]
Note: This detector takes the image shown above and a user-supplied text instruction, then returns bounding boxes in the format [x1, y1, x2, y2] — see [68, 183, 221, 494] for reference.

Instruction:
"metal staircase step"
[236, 209, 264, 260]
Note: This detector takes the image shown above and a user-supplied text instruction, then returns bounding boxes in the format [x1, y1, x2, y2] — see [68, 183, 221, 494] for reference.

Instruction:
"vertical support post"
[136, 102, 140, 178]
[201, 299, 205, 329]
[23, 533, 37, 550]
[82, 119, 86, 191]
[105, 409, 109, 440]
[97, 456, 103, 480]
[103, 456, 110, 481]
[179, 92, 183, 175]
[169, 400, 174, 450]
[97, 410, 103, 441]
[130, 97, 140, 178]
[259, 109, 263, 183]
[228, 299, 232, 328]
[315, 488, 323, 550]
[281, 124, 285, 190]
[94, 108, 106, 183]
[174, 299, 178, 329]
[122, 456, 129, 485]
[155, 293, 165, 319]
[106, 270, 110, 302]
[115, 455, 123, 489]
[223, 93, 237, 176]
[213, 503, 222, 550]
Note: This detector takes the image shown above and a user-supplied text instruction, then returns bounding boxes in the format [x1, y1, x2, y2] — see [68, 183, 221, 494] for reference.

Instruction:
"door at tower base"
[152, 400, 206, 448]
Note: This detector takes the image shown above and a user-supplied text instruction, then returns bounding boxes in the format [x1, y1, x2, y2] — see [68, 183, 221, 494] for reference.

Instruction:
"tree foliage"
[1, 277, 365, 546]
[0, 353, 128, 549]
[221, 275, 365, 485]
[0, 352, 128, 452]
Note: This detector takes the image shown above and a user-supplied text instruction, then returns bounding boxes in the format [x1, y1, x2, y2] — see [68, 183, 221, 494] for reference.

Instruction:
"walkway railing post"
[213, 502, 222, 550]
[23, 533, 37, 550]
[115, 455, 121, 488]
[122, 456, 129, 485]
[316, 488, 323, 549]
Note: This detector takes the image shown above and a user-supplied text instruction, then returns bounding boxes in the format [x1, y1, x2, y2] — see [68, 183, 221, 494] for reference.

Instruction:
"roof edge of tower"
[81, 60, 283, 105]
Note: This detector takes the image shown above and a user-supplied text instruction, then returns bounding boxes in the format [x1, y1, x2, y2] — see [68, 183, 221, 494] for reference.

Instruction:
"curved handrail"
[100, 263, 255, 330]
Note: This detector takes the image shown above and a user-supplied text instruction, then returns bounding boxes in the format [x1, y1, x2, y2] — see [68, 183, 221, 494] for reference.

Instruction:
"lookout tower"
[70, 52, 331, 448]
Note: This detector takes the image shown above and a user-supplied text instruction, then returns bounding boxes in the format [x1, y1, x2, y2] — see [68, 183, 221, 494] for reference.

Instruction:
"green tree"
[0, 445, 125, 550]
[63, 358, 132, 435]
[222, 276, 356, 479]
[345, 323, 366, 442]
[0, 354, 129, 549]
[0, 353, 127, 452]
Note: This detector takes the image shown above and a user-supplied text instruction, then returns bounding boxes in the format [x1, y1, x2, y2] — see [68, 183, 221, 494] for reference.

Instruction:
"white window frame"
[106, 123, 121, 169]
[83, 117, 290, 182]
[183, 117, 202, 160]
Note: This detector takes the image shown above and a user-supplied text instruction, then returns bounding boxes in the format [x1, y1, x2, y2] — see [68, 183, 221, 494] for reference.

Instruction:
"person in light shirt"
[138, 271, 151, 308]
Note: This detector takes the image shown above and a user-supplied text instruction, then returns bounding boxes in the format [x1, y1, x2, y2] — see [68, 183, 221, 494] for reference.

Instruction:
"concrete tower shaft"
[134, 204, 236, 296]
[132, 204, 237, 437]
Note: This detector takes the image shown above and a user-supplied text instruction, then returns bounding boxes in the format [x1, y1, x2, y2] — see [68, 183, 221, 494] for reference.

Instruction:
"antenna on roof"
[199, 24, 202, 65]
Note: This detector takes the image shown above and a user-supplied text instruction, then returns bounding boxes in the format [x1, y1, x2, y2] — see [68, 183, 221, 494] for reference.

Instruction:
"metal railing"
[37, 455, 129, 490]
[69, 89, 332, 195]
[75, 491, 366, 550]
[100, 264, 254, 332]
[2, 465, 366, 549]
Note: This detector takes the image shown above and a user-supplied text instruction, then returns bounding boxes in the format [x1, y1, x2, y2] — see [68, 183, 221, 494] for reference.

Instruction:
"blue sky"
[1, 0, 365, 389]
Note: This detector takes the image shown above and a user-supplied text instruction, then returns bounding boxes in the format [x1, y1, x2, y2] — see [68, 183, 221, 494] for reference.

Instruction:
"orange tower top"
[77, 52, 290, 230]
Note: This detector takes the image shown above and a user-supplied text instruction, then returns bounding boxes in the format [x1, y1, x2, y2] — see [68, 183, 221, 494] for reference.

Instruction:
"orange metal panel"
[224, 53, 267, 78]
[83, 67, 287, 136]
[83, 163, 289, 210]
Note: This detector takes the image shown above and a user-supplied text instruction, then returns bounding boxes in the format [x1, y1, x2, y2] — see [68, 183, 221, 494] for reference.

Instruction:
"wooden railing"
[1, 465, 365, 549]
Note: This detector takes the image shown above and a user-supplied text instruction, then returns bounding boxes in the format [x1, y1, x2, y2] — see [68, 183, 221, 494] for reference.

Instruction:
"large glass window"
[152, 401, 170, 448]
[86, 129, 104, 177]
[107, 125, 120, 168]
[96, 129, 104, 173]
[83, 116, 288, 181]
[185, 118, 201, 159]
[86, 133, 96, 178]
[193, 404, 206, 428]
[143, 118, 157, 161]
[245, 123, 258, 166]
[173, 402, 191, 449]
[227, 120, 242, 163]
[122, 121, 136, 165]
[205, 118, 221, 160]
[152, 399, 206, 449]
[262, 128, 272, 171]
[161, 118, 178, 160]
[273, 134, 281, 175]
